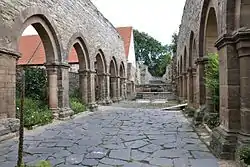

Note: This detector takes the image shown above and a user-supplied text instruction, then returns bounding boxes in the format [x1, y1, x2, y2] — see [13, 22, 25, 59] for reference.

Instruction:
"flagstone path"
[0, 106, 219, 167]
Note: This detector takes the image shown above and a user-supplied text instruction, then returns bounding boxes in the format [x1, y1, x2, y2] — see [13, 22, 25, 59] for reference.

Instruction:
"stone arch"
[12, 7, 63, 64]
[94, 49, 107, 102]
[66, 33, 90, 70]
[66, 34, 91, 105]
[119, 61, 126, 99]
[109, 57, 118, 101]
[199, 0, 219, 57]
[15, 11, 63, 117]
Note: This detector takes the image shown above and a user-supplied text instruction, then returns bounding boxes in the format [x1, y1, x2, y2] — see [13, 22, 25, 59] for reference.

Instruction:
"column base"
[59, 108, 74, 120]
[88, 103, 98, 112]
[210, 126, 238, 160]
[50, 108, 59, 119]
[0, 118, 19, 142]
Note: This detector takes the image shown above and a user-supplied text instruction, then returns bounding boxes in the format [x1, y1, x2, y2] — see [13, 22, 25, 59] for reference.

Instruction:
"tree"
[134, 29, 170, 77]
[169, 32, 178, 54]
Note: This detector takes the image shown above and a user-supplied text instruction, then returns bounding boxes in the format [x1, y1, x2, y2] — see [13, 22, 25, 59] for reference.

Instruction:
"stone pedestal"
[210, 32, 241, 160]
[46, 65, 59, 118]
[57, 64, 73, 119]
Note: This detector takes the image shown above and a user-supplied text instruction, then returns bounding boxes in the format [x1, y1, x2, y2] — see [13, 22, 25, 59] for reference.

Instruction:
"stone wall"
[0, 0, 126, 68]
[136, 92, 176, 101]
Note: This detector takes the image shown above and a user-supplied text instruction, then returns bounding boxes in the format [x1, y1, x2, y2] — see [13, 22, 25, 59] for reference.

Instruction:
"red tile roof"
[17, 27, 132, 65]
[116, 26, 133, 57]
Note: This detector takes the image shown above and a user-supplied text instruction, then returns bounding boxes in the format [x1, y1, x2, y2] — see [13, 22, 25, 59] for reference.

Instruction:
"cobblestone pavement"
[0, 106, 219, 167]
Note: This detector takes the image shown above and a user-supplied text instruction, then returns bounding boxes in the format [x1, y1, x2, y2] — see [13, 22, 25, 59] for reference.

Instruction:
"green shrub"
[203, 113, 220, 129]
[70, 98, 86, 114]
[16, 68, 47, 102]
[16, 98, 53, 129]
[204, 53, 219, 112]
[238, 146, 250, 165]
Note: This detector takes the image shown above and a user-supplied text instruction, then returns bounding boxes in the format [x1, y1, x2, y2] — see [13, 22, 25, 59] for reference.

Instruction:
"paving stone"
[109, 149, 131, 161]
[131, 150, 150, 161]
[99, 157, 127, 166]
[139, 144, 161, 153]
[149, 157, 173, 166]
[151, 149, 191, 158]
[66, 154, 84, 165]
[189, 159, 219, 167]
[125, 140, 149, 148]
[81, 158, 99, 166]
[173, 158, 190, 167]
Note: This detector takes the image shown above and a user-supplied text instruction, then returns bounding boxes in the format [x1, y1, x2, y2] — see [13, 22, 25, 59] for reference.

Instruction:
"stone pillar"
[117, 76, 121, 101]
[210, 34, 241, 160]
[187, 67, 193, 105]
[96, 73, 106, 104]
[110, 76, 117, 102]
[0, 48, 20, 119]
[180, 76, 183, 100]
[46, 64, 59, 118]
[104, 73, 112, 104]
[89, 70, 98, 110]
[237, 39, 250, 146]
[120, 77, 126, 99]
[58, 64, 73, 119]
[195, 57, 208, 106]
[79, 69, 89, 104]
[192, 68, 198, 108]
[184, 72, 188, 100]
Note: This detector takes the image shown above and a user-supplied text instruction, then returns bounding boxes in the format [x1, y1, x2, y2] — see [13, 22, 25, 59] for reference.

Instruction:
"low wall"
[136, 92, 176, 100]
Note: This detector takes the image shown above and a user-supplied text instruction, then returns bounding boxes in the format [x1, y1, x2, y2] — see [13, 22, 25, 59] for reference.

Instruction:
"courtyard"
[0, 103, 220, 167]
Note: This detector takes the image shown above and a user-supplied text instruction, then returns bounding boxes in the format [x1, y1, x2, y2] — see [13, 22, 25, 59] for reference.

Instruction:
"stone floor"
[0, 106, 220, 167]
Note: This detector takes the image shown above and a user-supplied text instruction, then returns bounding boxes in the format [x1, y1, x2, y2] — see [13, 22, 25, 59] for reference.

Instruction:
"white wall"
[127, 30, 136, 69]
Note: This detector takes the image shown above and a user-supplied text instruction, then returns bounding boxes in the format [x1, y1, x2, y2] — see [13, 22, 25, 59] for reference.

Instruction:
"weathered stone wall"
[136, 92, 176, 100]
[0, 0, 126, 69]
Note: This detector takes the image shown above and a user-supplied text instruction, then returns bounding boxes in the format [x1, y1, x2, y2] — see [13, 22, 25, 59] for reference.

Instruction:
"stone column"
[120, 77, 126, 99]
[180, 76, 183, 100]
[237, 39, 250, 146]
[79, 69, 89, 104]
[46, 64, 59, 118]
[0, 48, 20, 119]
[184, 72, 188, 100]
[89, 70, 98, 110]
[97, 73, 106, 104]
[104, 73, 112, 104]
[117, 76, 121, 101]
[187, 67, 193, 105]
[192, 68, 198, 108]
[57, 64, 73, 119]
[210, 33, 241, 160]
[110, 76, 117, 102]
[195, 57, 208, 106]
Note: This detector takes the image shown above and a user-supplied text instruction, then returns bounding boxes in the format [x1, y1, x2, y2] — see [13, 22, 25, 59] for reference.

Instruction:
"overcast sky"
[23, 0, 186, 45]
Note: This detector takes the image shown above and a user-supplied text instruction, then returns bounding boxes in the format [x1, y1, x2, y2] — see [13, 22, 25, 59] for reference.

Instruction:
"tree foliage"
[133, 29, 171, 77]
[204, 53, 219, 111]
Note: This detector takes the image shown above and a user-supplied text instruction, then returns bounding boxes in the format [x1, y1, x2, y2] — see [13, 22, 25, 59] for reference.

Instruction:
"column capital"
[58, 63, 70, 69]
[0, 47, 21, 59]
[215, 27, 250, 50]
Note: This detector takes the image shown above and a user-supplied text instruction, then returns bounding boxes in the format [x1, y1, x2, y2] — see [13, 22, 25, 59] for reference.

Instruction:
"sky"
[23, 0, 186, 45]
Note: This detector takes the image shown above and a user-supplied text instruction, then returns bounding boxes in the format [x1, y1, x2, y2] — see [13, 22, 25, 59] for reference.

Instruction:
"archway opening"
[119, 62, 125, 99]
[110, 60, 116, 101]
[16, 20, 59, 127]
[95, 53, 105, 102]
[67, 39, 89, 110]
[204, 7, 220, 117]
